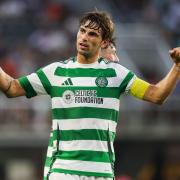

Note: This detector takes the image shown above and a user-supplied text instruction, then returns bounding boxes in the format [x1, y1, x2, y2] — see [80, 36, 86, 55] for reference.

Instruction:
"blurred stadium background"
[0, 0, 179, 179]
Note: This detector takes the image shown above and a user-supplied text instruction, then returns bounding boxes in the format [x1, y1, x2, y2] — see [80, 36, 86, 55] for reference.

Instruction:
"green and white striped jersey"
[18, 57, 135, 179]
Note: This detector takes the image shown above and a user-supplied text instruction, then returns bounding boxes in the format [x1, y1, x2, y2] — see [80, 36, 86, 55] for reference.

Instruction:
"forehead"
[80, 20, 102, 35]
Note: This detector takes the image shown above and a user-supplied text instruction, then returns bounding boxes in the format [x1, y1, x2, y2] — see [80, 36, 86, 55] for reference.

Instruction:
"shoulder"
[98, 57, 127, 69]
[98, 57, 136, 79]
[45, 57, 75, 68]
[38, 57, 75, 74]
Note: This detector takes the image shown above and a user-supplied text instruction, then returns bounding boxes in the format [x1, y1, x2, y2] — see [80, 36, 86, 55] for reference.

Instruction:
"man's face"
[76, 21, 104, 58]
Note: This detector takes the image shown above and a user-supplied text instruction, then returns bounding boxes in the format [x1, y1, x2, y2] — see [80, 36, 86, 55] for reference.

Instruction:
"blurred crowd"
[0, 0, 178, 77]
[0, 0, 80, 132]
[0, 0, 79, 78]
[0, 0, 179, 79]
[111, 0, 180, 47]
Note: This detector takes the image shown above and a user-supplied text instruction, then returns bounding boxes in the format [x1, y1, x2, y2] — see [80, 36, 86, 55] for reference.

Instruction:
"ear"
[101, 40, 109, 49]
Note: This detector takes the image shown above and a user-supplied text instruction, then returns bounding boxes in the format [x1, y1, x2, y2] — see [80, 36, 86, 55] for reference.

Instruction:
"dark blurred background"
[0, 0, 179, 180]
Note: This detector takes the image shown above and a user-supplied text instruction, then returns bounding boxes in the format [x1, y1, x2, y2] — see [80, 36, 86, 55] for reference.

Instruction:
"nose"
[81, 32, 88, 42]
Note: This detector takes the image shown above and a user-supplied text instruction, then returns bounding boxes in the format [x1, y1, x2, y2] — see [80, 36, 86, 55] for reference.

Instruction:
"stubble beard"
[78, 49, 92, 58]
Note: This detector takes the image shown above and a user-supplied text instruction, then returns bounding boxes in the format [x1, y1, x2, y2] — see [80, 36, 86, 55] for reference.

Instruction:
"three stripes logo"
[62, 78, 73, 86]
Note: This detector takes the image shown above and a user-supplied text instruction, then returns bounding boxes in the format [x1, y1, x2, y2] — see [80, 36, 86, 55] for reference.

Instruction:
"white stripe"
[52, 159, 113, 174]
[42, 62, 61, 86]
[47, 146, 54, 157]
[27, 73, 47, 95]
[72, 77, 121, 87]
[48, 76, 67, 86]
[125, 75, 136, 93]
[44, 166, 50, 177]
[72, 61, 100, 68]
[59, 61, 109, 69]
[52, 97, 119, 111]
[47, 140, 114, 157]
[42, 61, 69, 86]
[59, 140, 112, 152]
[49, 77, 122, 87]
[50, 132, 53, 137]
[47, 141, 114, 157]
[53, 119, 117, 132]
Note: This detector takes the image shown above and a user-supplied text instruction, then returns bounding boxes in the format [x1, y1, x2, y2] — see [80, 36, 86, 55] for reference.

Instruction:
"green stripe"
[18, 76, 37, 98]
[48, 136, 53, 146]
[52, 107, 118, 122]
[51, 86, 120, 98]
[36, 69, 51, 94]
[52, 129, 115, 141]
[45, 157, 52, 167]
[51, 168, 113, 177]
[55, 150, 113, 163]
[119, 71, 134, 94]
[54, 67, 116, 77]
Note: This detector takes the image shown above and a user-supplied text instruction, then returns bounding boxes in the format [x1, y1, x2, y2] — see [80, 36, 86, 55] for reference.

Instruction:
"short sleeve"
[118, 68, 136, 94]
[18, 63, 56, 98]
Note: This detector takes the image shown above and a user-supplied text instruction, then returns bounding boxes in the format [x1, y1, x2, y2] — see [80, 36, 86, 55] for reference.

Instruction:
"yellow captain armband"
[129, 78, 150, 99]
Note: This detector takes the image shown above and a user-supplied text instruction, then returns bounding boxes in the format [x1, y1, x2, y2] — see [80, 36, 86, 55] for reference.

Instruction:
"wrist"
[174, 63, 180, 72]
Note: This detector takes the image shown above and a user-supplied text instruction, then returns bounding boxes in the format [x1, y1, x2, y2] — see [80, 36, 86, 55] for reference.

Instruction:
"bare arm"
[0, 68, 25, 98]
[143, 47, 180, 104]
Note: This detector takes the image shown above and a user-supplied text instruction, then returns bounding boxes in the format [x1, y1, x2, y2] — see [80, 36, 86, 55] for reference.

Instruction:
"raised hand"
[169, 47, 180, 64]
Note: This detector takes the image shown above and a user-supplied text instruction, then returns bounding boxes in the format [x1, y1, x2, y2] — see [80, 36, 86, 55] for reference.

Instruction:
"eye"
[89, 31, 98, 37]
[80, 28, 86, 33]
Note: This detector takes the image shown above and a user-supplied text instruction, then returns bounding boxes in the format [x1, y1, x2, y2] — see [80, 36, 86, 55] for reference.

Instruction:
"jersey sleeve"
[18, 63, 55, 98]
[116, 63, 136, 94]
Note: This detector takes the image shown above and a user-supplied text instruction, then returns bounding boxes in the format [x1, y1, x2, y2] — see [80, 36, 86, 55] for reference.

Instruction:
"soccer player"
[43, 41, 119, 180]
[0, 11, 180, 180]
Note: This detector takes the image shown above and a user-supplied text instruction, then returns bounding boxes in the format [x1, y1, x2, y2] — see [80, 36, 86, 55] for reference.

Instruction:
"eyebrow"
[80, 27, 85, 31]
[80, 26, 101, 36]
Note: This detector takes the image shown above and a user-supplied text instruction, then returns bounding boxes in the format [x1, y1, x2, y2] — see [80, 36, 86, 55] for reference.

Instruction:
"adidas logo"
[62, 78, 73, 85]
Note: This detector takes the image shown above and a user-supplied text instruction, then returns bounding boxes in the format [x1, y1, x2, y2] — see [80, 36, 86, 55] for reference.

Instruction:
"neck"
[77, 53, 100, 64]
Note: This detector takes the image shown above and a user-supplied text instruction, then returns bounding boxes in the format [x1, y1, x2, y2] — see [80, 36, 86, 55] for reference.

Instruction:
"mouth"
[79, 42, 89, 50]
